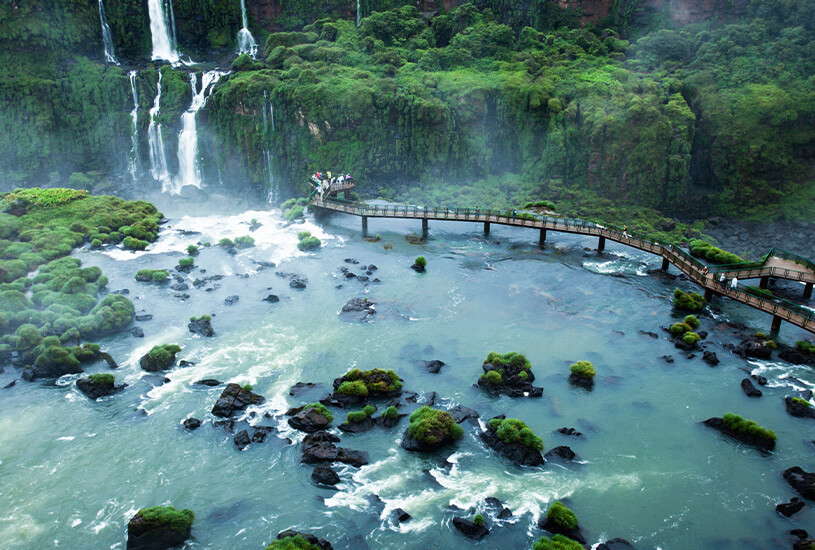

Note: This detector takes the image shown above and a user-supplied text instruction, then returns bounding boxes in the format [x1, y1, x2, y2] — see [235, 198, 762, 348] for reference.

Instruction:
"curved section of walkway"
[310, 197, 815, 334]
[711, 250, 815, 284]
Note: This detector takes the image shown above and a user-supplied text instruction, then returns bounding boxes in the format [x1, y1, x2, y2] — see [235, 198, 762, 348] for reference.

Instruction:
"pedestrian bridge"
[310, 197, 815, 335]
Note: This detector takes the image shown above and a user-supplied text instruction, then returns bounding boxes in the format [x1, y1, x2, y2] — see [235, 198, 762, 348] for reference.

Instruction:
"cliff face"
[665, 0, 749, 25]
[555, 0, 613, 23]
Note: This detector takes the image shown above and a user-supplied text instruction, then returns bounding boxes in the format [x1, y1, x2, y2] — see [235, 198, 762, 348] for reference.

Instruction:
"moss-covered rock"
[401, 406, 464, 452]
[76, 373, 126, 400]
[702, 413, 776, 450]
[139, 344, 182, 372]
[481, 416, 544, 466]
[478, 351, 542, 397]
[331, 368, 402, 404]
[265, 530, 332, 550]
[673, 288, 706, 312]
[126, 505, 194, 550]
[537, 501, 585, 544]
[288, 403, 334, 433]
[568, 360, 595, 388]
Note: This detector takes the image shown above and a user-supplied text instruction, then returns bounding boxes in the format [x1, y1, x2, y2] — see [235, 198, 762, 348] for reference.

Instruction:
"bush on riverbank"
[688, 239, 743, 265]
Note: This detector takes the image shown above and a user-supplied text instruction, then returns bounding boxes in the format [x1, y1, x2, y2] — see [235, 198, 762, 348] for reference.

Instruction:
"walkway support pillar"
[805, 282, 813, 299]
[760, 276, 769, 289]
[704, 288, 713, 302]
[771, 315, 782, 333]
[598, 236, 605, 252]
[661, 257, 670, 271]
[484, 221, 490, 236]
[539, 228, 546, 248]
[361, 216, 368, 237]
[421, 218, 429, 237]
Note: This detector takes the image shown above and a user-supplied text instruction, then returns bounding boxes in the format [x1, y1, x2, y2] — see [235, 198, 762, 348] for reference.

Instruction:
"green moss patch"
[346, 404, 376, 423]
[487, 417, 543, 450]
[304, 402, 334, 422]
[265, 535, 321, 550]
[533, 535, 585, 550]
[407, 406, 464, 445]
[569, 361, 595, 380]
[335, 368, 403, 397]
[721, 413, 776, 441]
[133, 506, 194, 534]
[545, 501, 578, 531]
[673, 289, 706, 312]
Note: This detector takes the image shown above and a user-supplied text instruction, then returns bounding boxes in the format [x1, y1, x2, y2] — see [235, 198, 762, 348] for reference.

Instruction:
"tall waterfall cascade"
[128, 71, 140, 181]
[148, 0, 179, 63]
[356, 0, 361, 27]
[98, 0, 118, 64]
[236, 0, 258, 57]
[262, 91, 279, 202]
[147, 72, 171, 188]
[169, 70, 227, 195]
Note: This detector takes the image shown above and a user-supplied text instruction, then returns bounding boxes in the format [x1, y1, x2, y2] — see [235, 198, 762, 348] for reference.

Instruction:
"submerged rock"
[339, 297, 376, 322]
[597, 539, 636, 550]
[452, 517, 488, 540]
[556, 427, 583, 437]
[741, 378, 762, 398]
[311, 464, 341, 486]
[76, 376, 126, 400]
[301, 430, 369, 467]
[702, 417, 775, 451]
[263, 294, 280, 303]
[224, 295, 239, 305]
[544, 445, 577, 462]
[211, 383, 264, 418]
[421, 359, 446, 374]
[193, 379, 221, 387]
[776, 497, 805, 517]
[702, 351, 719, 365]
[182, 417, 201, 431]
[130, 327, 145, 338]
[784, 466, 815, 500]
[785, 396, 815, 418]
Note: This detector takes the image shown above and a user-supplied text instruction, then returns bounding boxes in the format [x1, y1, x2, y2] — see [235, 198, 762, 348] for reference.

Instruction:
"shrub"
[147, 344, 182, 369]
[219, 238, 234, 247]
[682, 332, 701, 345]
[336, 368, 403, 395]
[683, 315, 700, 329]
[487, 417, 543, 450]
[134, 506, 194, 534]
[673, 288, 706, 312]
[234, 236, 255, 249]
[186, 245, 198, 256]
[721, 413, 776, 441]
[91, 239, 102, 248]
[569, 361, 595, 380]
[15, 323, 42, 349]
[546, 501, 578, 531]
[297, 236, 321, 251]
[523, 200, 556, 211]
[190, 315, 211, 322]
[688, 239, 743, 265]
[670, 322, 691, 335]
[414, 256, 427, 268]
[533, 535, 584, 550]
[473, 514, 485, 527]
[123, 236, 148, 250]
[152, 271, 169, 283]
[178, 257, 194, 268]
[407, 406, 464, 444]
[382, 405, 399, 419]
[346, 405, 376, 423]
[265, 535, 321, 550]
[280, 198, 298, 210]
[297, 231, 311, 240]
[284, 205, 305, 220]
[242, 384, 253, 392]
[304, 402, 334, 422]
[481, 370, 503, 385]
[135, 269, 168, 283]
[337, 380, 369, 397]
[796, 340, 815, 354]
[89, 373, 114, 387]
[485, 351, 531, 371]
[792, 397, 812, 408]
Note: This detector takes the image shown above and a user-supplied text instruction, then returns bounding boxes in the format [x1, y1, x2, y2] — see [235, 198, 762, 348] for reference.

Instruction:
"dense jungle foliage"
[0, 0, 813, 224]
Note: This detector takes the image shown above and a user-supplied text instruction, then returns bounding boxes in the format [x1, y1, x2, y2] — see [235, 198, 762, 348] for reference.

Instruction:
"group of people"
[311, 171, 353, 199]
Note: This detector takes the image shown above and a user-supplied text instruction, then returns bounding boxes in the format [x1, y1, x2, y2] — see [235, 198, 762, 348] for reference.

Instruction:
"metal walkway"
[310, 197, 815, 335]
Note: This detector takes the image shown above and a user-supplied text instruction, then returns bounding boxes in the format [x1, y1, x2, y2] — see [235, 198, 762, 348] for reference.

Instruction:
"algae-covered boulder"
[76, 373, 126, 400]
[401, 406, 464, 452]
[702, 413, 776, 451]
[288, 403, 334, 433]
[478, 351, 542, 398]
[266, 530, 333, 550]
[126, 505, 194, 550]
[481, 416, 544, 467]
[139, 344, 182, 372]
[331, 368, 402, 405]
[537, 501, 586, 544]
[211, 383, 265, 418]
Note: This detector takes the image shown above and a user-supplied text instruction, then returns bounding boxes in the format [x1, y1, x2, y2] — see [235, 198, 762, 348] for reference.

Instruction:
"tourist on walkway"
[731, 276, 738, 290]
[720, 273, 726, 288]
[623, 225, 629, 238]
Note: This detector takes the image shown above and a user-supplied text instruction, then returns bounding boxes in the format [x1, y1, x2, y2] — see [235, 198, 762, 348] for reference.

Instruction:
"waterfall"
[170, 70, 226, 194]
[262, 90, 279, 202]
[263, 90, 274, 132]
[264, 150, 277, 203]
[128, 71, 141, 181]
[356, 0, 361, 27]
[148, 0, 179, 63]
[237, 0, 258, 57]
[147, 72, 171, 188]
[98, 0, 118, 64]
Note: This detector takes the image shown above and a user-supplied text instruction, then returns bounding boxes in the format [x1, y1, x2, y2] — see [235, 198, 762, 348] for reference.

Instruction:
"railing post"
[805, 282, 813, 300]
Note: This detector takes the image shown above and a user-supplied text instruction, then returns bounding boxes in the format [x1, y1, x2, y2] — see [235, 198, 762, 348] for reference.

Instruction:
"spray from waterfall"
[148, 0, 179, 63]
[98, 0, 118, 64]
[128, 71, 141, 181]
[237, 0, 258, 57]
[169, 70, 227, 195]
[147, 72, 171, 188]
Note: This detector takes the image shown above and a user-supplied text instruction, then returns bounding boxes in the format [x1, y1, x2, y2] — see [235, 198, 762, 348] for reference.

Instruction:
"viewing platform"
[309, 197, 815, 335]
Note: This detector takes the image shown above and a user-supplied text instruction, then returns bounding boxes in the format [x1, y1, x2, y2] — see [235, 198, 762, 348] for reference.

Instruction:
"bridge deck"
[309, 198, 815, 334]
[713, 255, 815, 284]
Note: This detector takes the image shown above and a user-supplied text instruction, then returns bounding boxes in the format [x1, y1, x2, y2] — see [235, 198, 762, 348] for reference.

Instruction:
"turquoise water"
[1, 198, 813, 549]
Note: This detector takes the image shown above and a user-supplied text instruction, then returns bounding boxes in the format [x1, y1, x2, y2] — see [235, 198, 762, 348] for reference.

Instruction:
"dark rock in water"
[126, 507, 193, 550]
[339, 416, 376, 434]
[254, 260, 276, 269]
[130, 327, 145, 338]
[410, 263, 426, 273]
[345, 272, 357, 279]
[290, 382, 324, 397]
[340, 297, 376, 322]
[568, 373, 594, 390]
[392, 508, 411, 523]
[452, 517, 489, 540]
[288, 407, 332, 433]
[301, 430, 369, 467]
[140, 375, 170, 387]
[182, 417, 201, 430]
[674, 340, 697, 352]
[422, 359, 447, 374]
[3, 380, 16, 389]
[377, 412, 406, 429]
[178, 360, 195, 367]
[173, 293, 190, 300]
[421, 391, 437, 406]
[401, 428, 460, 453]
[263, 294, 280, 303]
[251, 426, 272, 443]
[538, 515, 586, 544]
[448, 405, 480, 424]
[480, 421, 544, 467]
[276, 272, 308, 289]
[312, 464, 341, 486]
[661, 355, 674, 364]
[275, 530, 334, 550]
[639, 331, 659, 338]
[484, 497, 512, 519]
[170, 283, 189, 291]
[224, 295, 239, 306]
[702, 417, 775, 451]
[211, 383, 265, 418]
[779, 348, 815, 366]
[733, 336, 774, 359]
[752, 374, 768, 386]
[544, 445, 577, 462]
[741, 378, 762, 398]
[234, 430, 251, 450]
[357, 276, 369, 282]
[556, 427, 583, 437]
[139, 349, 178, 373]
[31, 349, 85, 379]
[791, 529, 809, 540]
[344, 258, 360, 264]
[76, 377, 126, 400]
[776, 497, 805, 517]
[785, 396, 815, 418]
[703, 351, 719, 366]
[794, 539, 815, 550]
[597, 538, 636, 550]
[135, 314, 153, 322]
[188, 316, 215, 337]
[478, 361, 543, 398]
[784, 466, 815, 500]
[113, 288, 130, 295]
[193, 379, 221, 387]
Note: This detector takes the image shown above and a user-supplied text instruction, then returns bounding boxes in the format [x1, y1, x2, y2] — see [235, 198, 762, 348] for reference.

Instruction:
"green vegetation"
[721, 413, 777, 441]
[346, 404, 376, 423]
[407, 406, 464, 444]
[523, 200, 556, 211]
[265, 535, 321, 550]
[382, 405, 399, 419]
[669, 322, 692, 335]
[533, 535, 585, 550]
[472, 514, 485, 527]
[219, 238, 234, 248]
[145, 344, 182, 370]
[414, 256, 427, 268]
[673, 289, 706, 312]
[284, 205, 305, 221]
[545, 501, 578, 531]
[89, 373, 114, 387]
[683, 315, 700, 329]
[336, 368, 403, 396]
[487, 417, 544, 450]
[797, 340, 815, 354]
[190, 315, 211, 322]
[480, 370, 503, 385]
[234, 235, 255, 249]
[569, 361, 595, 380]
[135, 269, 169, 283]
[242, 384, 253, 392]
[485, 351, 531, 371]
[178, 257, 194, 268]
[297, 231, 321, 251]
[133, 506, 194, 534]
[186, 245, 199, 256]
[792, 397, 812, 408]
[304, 402, 334, 422]
[682, 332, 701, 345]
[688, 239, 743, 265]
